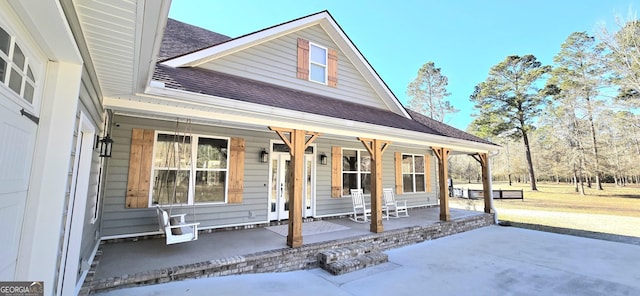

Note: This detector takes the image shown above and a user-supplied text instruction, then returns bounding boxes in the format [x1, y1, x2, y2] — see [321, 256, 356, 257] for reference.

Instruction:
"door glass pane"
[270, 159, 277, 212]
[152, 169, 189, 204]
[12, 45, 25, 70]
[0, 59, 6, 83]
[195, 171, 225, 202]
[196, 137, 227, 169]
[284, 159, 290, 211]
[8, 68, 22, 94]
[23, 82, 34, 103]
[0, 27, 9, 55]
[306, 158, 312, 210]
[27, 66, 34, 81]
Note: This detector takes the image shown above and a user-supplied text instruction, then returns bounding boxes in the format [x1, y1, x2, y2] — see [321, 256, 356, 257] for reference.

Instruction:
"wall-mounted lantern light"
[99, 134, 114, 158]
[319, 153, 328, 165]
[260, 148, 269, 163]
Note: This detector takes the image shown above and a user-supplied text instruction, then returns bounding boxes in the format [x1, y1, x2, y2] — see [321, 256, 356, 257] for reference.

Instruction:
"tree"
[407, 61, 458, 122]
[551, 32, 608, 190]
[598, 17, 640, 105]
[470, 55, 551, 191]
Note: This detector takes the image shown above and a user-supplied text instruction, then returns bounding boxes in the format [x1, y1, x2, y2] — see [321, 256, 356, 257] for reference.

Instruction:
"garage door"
[0, 95, 37, 279]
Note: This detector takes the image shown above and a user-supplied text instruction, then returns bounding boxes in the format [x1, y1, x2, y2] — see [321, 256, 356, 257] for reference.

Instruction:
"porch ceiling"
[68, 0, 169, 98]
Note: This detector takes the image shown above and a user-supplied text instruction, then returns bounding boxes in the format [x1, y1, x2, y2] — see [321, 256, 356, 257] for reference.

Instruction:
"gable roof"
[150, 13, 498, 151]
[160, 11, 409, 117]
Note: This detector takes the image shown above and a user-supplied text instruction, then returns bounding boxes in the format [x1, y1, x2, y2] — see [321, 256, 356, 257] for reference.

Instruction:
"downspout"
[488, 150, 500, 224]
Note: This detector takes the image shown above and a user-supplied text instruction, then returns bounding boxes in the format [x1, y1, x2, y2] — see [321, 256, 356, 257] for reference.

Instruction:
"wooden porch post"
[432, 147, 451, 221]
[359, 138, 391, 233]
[472, 153, 492, 214]
[269, 127, 320, 248]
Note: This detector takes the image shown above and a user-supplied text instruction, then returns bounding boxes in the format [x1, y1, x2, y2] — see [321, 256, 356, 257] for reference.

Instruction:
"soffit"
[70, 0, 168, 98]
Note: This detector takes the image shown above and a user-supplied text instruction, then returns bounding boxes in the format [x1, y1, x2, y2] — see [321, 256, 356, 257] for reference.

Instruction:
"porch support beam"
[432, 147, 451, 221]
[269, 127, 320, 248]
[358, 138, 391, 233]
[472, 153, 492, 214]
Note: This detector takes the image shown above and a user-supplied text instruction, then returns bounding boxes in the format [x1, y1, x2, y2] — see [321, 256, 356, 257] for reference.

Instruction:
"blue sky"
[168, 0, 637, 130]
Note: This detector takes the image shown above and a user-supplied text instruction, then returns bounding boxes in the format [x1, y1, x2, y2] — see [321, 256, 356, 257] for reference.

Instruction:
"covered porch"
[82, 207, 493, 295]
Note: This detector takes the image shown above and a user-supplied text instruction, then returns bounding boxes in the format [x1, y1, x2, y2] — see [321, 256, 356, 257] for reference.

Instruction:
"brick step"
[318, 242, 376, 266]
[323, 251, 388, 275]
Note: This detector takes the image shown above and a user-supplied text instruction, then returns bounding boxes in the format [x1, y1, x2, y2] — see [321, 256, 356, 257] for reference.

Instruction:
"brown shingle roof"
[153, 17, 497, 148]
[158, 19, 231, 61]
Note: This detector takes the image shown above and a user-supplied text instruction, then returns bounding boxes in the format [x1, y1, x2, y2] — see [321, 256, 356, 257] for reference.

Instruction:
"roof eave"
[115, 86, 499, 153]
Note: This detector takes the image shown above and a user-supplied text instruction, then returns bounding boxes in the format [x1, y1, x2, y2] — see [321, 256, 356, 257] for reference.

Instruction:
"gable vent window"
[0, 26, 37, 104]
[297, 38, 338, 87]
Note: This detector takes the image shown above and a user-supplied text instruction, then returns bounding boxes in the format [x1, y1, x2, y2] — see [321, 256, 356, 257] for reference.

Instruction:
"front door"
[268, 151, 315, 221]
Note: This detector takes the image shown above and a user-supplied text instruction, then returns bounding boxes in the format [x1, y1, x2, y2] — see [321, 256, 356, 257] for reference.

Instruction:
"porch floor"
[84, 207, 488, 294]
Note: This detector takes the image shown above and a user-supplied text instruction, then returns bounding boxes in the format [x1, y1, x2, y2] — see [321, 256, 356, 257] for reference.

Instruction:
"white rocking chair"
[383, 188, 408, 218]
[156, 205, 200, 245]
[350, 189, 371, 223]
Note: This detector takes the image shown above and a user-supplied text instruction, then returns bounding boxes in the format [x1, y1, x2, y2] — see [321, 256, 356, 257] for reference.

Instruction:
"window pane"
[310, 64, 325, 83]
[342, 149, 357, 171]
[23, 82, 34, 103]
[12, 45, 25, 70]
[402, 155, 413, 173]
[360, 153, 371, 172]
[152, 170, 189, 204]
[0, 59, 6, 83]
[310, 44, 326, 64]
[415, 174, 425, 192]
[342, 172, 357, 196]
[403, 174, 413, 193]
[361, 173, 371, 194]
[8, 68, 22, 94]
[197, 137, 227, 169]
[195, 171, 226, 203]
[0, 27, 9, 55]
[27, 66, 34, 81]
[414, 156, 425, 173]
[154, 134, 191, 168]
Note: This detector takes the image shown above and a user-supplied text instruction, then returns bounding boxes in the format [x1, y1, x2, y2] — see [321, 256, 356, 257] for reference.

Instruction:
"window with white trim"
[309, 43, 327, 84]
[151, 132, 229, 205]
[0, 25, 36, 103]
[342, 149, 371, 195]
[402, 154, 426, 193]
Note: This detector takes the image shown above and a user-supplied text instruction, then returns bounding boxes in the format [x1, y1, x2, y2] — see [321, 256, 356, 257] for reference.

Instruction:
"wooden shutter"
[425, 154, 431, 192]
[327, 48, 338, 88]
[331, 146, 342, 198]
[296, 38, 309, 80]
[395, 152, 403, 194]
[126, 129, 155, 208]
[228, 138, 245, 204]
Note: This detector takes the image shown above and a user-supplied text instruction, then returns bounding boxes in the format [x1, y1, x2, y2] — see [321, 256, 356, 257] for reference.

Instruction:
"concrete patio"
[95, 225, 640, 295]
[82, 207, 491, 294]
